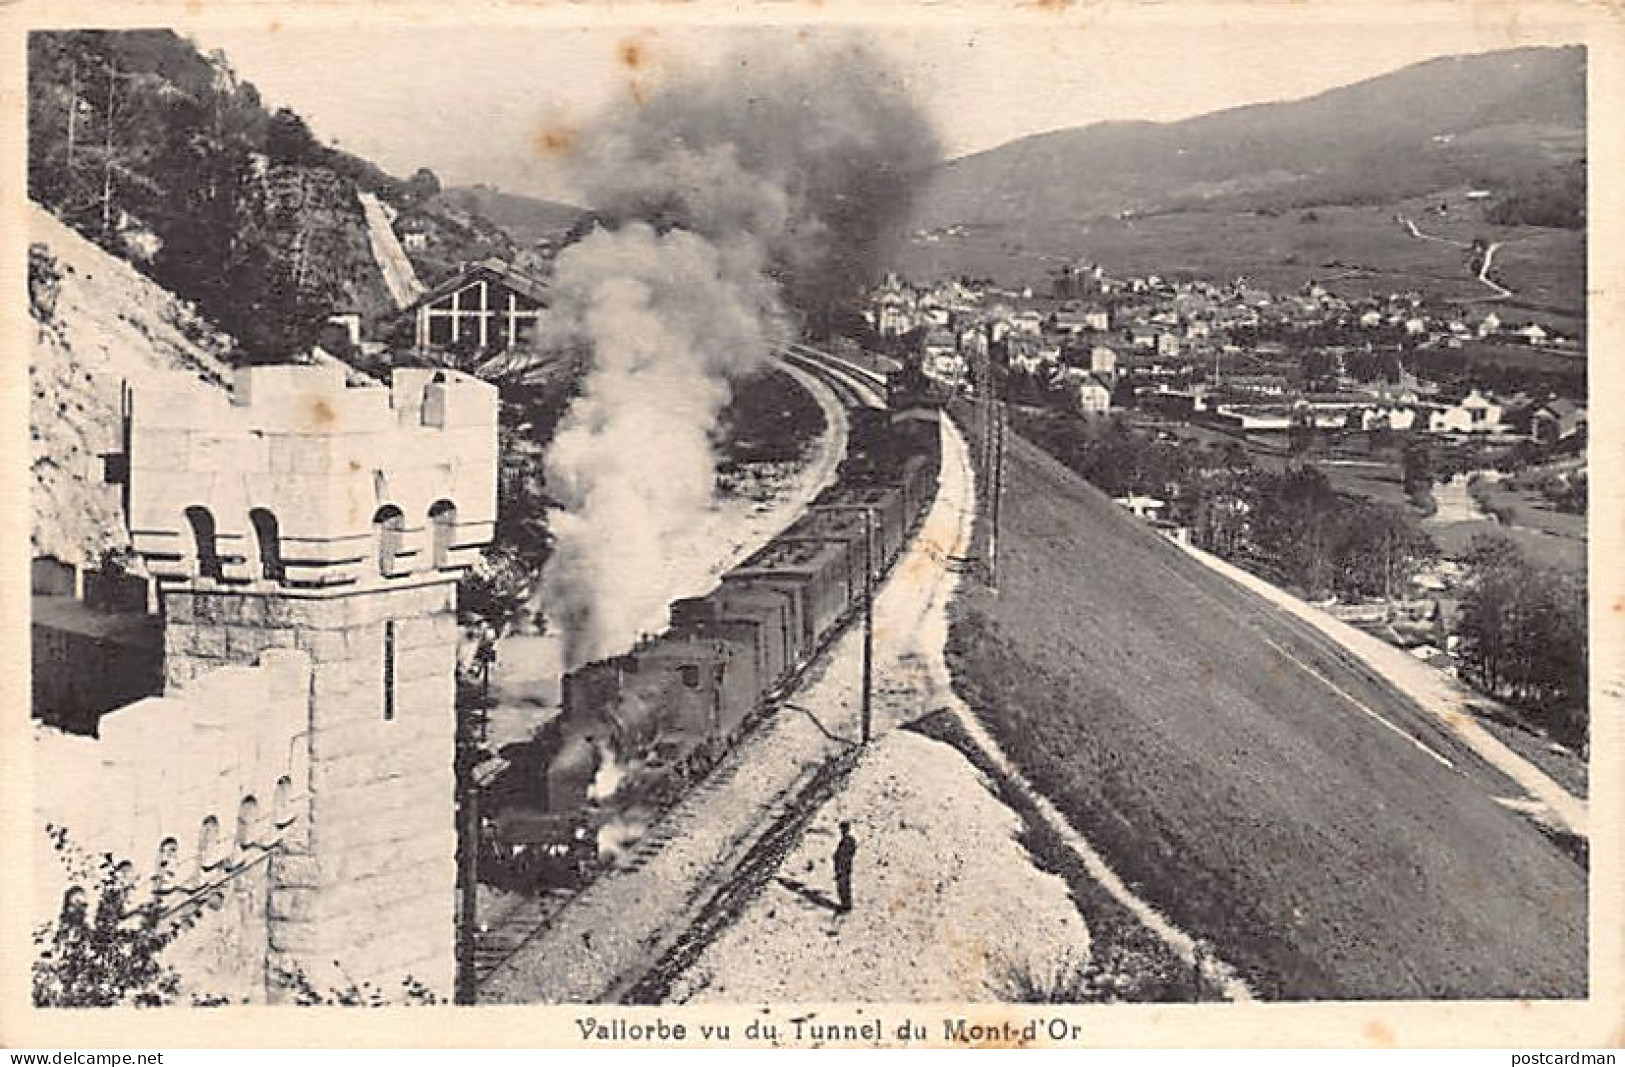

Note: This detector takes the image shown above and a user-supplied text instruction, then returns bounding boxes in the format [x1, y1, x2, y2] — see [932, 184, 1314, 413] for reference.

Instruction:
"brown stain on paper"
[618, 37, 647, 71]
[308, 396, 336, 430]
[533, 122, 577, 158]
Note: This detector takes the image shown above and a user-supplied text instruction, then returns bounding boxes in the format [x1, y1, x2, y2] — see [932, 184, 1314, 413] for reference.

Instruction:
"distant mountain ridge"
[913, 45, 1584, 233]
[435, 185, 584, 245]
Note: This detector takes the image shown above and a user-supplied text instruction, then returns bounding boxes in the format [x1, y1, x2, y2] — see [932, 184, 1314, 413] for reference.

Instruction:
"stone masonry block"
[332, 829, 454, 885]
[163, 594, 195, 625]
[307, 719, 385, 764]
[225, 625, 271, 660]
[295, 628, 349, 663]
[189, 625, 227, 658]
[190, 594, 225, 625]
[344, 930, 455, 996]
[261, 627, 298, 650]
[268, 887, 318, 923]
[273, 850, 320, 885]
[327, 866, 451, 920]
[394, 644, 454, 685]
[267, 918, 320, 954]
[315, 753, 451, 810]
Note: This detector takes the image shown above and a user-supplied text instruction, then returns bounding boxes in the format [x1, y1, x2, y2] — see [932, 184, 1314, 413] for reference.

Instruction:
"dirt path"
[1177, 540, 1587, 838]
[1395, 214, 1512, 299]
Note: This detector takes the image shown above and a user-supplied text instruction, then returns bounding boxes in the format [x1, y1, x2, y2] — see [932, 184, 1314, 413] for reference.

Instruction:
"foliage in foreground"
[35, 826, 441, 1008]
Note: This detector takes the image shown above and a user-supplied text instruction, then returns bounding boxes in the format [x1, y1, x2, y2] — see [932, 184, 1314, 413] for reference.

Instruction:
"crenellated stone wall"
[33, 648, 311, 1002]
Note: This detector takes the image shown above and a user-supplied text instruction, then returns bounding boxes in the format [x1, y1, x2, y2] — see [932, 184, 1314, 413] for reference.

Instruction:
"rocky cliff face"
[29, 202, 232, 569]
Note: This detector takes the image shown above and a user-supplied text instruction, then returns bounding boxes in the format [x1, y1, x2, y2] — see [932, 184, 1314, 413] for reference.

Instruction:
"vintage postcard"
[1, 0, 1620, 1049]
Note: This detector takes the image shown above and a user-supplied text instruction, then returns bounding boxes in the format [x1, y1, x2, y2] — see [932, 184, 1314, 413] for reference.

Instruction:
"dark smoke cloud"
[574, 35, 943, 320]
[541, 34, 941, 668]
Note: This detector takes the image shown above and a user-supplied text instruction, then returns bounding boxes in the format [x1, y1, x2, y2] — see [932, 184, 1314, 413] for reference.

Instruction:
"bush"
[33, 827, 184, 1007]
[1000, 942, 1212, 1003]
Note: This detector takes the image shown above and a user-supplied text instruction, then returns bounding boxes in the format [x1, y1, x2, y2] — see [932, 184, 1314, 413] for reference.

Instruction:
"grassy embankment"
[939, 410, 1586, 999]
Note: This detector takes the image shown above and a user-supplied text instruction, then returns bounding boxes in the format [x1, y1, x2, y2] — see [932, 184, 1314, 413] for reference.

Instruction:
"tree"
[33, 827, 184, 1008]
[265, 107, 321, 166]
[1455, 534, 1588, 745]
[404, 166, 442, 205]
[1401, 439, 1435, 512]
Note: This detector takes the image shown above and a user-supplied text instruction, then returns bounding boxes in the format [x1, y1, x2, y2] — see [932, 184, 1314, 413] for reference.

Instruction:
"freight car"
[487, 377, 941, 889]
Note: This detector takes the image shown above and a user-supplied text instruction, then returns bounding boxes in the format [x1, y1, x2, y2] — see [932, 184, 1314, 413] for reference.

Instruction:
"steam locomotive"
[490, 367, 943, 888]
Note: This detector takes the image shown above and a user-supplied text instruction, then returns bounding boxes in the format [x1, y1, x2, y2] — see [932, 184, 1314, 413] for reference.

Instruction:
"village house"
[1360, 405, 1419, 432]
[1009, 309, 1045, 337]
[922, 328, 965, 385]
[1007, 338, 1052, 376]
[1533, 398, 1587, 444]
[1048, 310, 1092, 336]
[1516, 323, 1551, 345]
[1128, 324, 1158, 350]
[1429, 388, 1504, 435]
[1054, 366, 1113, 414]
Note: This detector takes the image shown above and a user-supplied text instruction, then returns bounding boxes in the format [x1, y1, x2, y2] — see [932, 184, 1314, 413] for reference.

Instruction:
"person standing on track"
[833, 821, 858, 914]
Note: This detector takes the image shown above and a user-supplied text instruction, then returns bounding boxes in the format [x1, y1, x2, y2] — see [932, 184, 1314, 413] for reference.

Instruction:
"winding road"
[1396, 214, 1513, 299]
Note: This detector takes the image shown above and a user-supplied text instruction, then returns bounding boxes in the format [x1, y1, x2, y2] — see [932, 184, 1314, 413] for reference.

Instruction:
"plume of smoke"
[542, 35, 940, 669]
[579, 35, 942, 320]
[543, 223, 784, 666]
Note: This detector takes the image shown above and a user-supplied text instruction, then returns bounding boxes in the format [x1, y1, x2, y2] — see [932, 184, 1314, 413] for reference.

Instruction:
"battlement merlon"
[128, 365, 498, 594]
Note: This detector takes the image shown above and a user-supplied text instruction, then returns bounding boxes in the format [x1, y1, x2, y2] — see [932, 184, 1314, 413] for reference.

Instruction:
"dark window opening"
[249, 508, 285, 582]
[184, 506, 223, 582]
[236, 796, 261, 851]
[428, 499, 457, 569]
[198, 815, 222, 874]
[373, 505, 405, 576]
[678, 664, 700, 690]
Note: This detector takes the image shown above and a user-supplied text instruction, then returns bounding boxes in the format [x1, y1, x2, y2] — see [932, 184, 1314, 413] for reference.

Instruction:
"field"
[943, 415, 1586, 998]
[887, 198, 1584, 337]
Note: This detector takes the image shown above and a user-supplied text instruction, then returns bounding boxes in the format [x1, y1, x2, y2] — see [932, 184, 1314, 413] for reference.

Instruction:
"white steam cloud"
[541, 35, 940, 668]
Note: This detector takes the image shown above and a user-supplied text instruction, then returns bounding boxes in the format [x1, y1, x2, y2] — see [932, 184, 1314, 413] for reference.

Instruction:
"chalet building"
[1533, 399, 1587, 444]
[409, 258, 548, 352]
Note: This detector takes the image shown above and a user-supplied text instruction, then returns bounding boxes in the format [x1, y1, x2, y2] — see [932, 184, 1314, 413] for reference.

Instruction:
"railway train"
[486, 357, 944, 888]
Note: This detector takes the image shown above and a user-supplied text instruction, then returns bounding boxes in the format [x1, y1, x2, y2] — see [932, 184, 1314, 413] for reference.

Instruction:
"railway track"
[471, 339, 903, 994]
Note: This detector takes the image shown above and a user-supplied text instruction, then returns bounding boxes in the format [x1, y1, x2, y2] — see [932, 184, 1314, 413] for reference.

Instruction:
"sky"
[188, 7, 1591, 205]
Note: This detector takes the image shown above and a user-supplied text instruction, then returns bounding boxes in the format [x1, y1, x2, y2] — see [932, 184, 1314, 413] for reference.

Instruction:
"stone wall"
[33, 649, 310, 1002]
[180, 583, 461, 1001]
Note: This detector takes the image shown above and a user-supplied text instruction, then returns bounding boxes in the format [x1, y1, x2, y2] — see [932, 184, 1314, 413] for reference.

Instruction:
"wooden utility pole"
[860, 508, 874, 745]
[454, 646, 491, 1005]
[822, 504, 877, 743]
[976, 340, 1005, 589]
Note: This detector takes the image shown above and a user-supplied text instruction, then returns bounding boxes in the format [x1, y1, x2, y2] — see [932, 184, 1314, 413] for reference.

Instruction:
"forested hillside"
[26, 30, 507, 360]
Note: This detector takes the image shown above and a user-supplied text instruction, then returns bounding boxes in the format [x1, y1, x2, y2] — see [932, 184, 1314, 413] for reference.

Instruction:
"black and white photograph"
[7, 0, 1621, 1047]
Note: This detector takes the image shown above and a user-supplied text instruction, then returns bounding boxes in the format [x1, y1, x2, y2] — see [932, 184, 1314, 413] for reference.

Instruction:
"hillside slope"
[945, 417, 1585, 998]
[915, 46, 1584, 231]
[29, 203, 233, 569]
[434, 185, 583, 245]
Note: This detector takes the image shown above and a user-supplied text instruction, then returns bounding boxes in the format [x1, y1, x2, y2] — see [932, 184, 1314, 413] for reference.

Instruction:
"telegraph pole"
[822, 505, 877, 743]
[455, 637, 493, 1004]
[860, 507, 874, 744]
[978, 338, 1004, 590]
